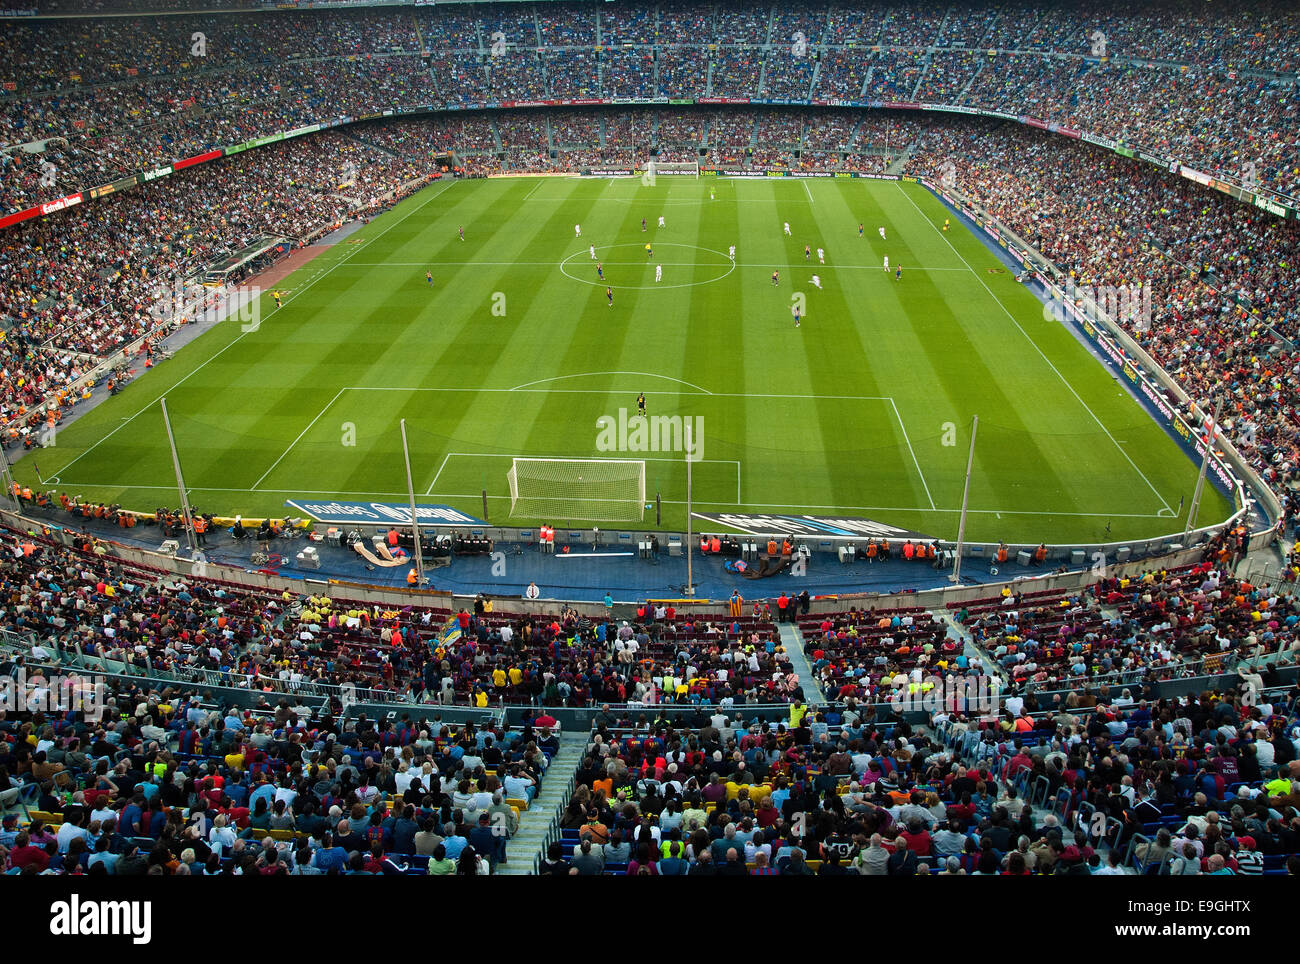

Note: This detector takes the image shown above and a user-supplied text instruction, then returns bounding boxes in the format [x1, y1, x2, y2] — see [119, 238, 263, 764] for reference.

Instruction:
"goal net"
[506, 458, 646, 522]
[644, 160, 699, 178]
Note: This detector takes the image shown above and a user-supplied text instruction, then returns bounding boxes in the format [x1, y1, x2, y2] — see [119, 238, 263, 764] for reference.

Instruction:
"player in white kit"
[783, 222, 791, 236]
[811, 275, 822, 289]
[575, 224, 582, 237]
[817, 247, 825, 264]
[658, 215, 666, 228]
[589, 244, 596, 260]
[883, 255, 890, 271]
[655, 264, 663, 282]
[728, 244, 736, 261]
[878, 226, 886, 240]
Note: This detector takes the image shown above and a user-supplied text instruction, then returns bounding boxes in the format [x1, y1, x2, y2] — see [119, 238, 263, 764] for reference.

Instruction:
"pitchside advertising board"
[693, 512, 935, 541]
[285, 499, 486, 527]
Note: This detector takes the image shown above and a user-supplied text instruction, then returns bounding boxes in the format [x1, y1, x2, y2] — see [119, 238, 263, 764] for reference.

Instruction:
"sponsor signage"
[90, 174, 140, 199]
[1253, 193, 1291, 218]
[39, 193, 83, 215]
[0, 206, 41, 230]
[285, 500, 487, 527]
[693, 512, 936, 541]
[173, 149, 222, 171]
[1081, 131, 1119, 151]
[141, 165, 172, 182]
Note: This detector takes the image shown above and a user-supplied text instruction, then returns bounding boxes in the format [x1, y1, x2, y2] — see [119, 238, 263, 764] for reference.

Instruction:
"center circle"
[560, 241, 735, 290]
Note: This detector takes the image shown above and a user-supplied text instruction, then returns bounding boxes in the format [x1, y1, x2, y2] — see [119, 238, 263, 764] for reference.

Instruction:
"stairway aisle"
[497, 732, 586, 875]
[779, 622, 827, 704]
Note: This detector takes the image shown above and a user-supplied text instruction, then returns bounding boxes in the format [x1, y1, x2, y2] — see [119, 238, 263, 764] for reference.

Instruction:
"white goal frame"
[506, 457, 647, 522]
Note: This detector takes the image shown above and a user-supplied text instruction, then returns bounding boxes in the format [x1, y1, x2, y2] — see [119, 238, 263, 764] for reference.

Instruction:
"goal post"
[506, 458, 647, 522]
[644, 159, 699, 178]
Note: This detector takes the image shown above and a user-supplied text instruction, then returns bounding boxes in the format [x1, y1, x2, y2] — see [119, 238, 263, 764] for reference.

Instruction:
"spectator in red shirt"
[7, 832, 50, 872]
[900, 818, 932, 857]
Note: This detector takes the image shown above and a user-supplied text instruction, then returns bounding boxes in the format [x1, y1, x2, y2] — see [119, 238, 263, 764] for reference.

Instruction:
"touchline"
[49, 896, 151, 944]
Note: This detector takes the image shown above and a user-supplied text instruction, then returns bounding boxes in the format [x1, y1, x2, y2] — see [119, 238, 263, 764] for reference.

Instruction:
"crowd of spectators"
[0, 519, 797, 709]
[0, 122, 441, 444]
[545, 674, 1300, 874]
[4, 1, 1300, 213]
[0, 662, 559, 874]
[959, 566, 1300, 693]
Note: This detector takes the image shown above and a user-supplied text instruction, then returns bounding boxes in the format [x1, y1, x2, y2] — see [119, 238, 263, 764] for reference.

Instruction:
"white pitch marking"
[895, 182, 1174, 516]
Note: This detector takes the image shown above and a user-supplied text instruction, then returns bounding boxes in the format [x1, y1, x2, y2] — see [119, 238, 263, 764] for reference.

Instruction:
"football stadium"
[0, 0, 1298, 905]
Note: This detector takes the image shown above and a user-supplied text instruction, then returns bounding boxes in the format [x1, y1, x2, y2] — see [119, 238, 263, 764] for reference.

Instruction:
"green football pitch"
[23, 175, 1233, 544]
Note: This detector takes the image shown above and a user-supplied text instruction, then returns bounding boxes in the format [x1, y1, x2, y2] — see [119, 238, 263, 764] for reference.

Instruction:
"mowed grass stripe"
[891, 183, 1180, 515]
[25, 176, 1232, 543]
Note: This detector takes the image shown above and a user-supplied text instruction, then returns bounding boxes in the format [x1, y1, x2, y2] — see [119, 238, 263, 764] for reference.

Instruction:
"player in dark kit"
[771, 270, 779, 286]
[637, 393, 646, 416]
[607, 286, 614, 307]
[597, 262, 604, 280]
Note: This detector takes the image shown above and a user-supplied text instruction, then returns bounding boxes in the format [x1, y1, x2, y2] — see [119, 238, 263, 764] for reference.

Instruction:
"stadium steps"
[496, 732, 585, 875]
[933, 610, 1010, 689]
[886, 145, 916, 175]
[778, 622, 826, 703]
[909, 52, 931, 101]
[957, 57, 987, 102]
[936, 7, 954, 45]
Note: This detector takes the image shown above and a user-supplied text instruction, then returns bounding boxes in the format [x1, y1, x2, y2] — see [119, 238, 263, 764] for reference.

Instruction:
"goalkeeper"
[637, 393, 647, 416]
